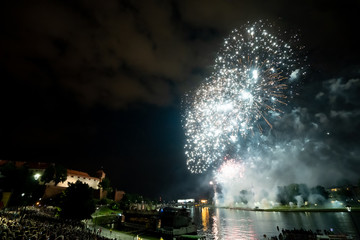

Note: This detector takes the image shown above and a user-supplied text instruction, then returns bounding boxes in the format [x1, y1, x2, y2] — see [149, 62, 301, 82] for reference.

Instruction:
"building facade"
[0, 160, 117, 200]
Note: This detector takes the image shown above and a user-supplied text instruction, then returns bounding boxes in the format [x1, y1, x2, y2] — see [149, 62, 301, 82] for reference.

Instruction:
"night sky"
[0, 0, 359, 200]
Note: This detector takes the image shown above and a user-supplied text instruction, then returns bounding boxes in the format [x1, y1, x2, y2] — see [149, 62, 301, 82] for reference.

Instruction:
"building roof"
[67, 169, 102, 181]
[67, 169, 90, 177]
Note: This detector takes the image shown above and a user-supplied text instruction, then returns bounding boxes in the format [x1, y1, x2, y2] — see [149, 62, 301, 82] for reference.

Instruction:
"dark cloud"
[2, 0, 358, 108]
[1, 0, 191, 108]
[269, 75, 360, 186]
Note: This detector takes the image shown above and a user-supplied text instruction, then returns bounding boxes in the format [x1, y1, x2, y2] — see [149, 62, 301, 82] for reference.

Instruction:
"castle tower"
[96, 169, 106, 181]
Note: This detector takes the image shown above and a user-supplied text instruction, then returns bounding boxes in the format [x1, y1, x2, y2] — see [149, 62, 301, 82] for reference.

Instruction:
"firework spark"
[183, 21, 306, 173]
[214, 159, 245, 184]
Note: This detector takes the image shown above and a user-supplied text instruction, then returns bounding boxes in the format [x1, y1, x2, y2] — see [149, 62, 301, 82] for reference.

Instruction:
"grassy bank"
[92, 205, 122, 217]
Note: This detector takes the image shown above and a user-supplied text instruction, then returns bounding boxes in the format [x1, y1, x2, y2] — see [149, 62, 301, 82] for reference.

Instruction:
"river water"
[189, 207, 360, 239]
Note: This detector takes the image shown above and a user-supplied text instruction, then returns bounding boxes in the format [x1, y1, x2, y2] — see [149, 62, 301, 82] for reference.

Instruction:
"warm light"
[200, 199, 208, 204]
[34, 173, 41, 180]
[201, 207, 209, 231]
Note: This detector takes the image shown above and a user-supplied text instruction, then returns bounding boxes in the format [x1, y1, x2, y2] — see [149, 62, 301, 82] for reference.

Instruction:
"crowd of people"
[266, 228, 317, 240]
[265, 226, 350, 240]
[0, 209, 115, 240]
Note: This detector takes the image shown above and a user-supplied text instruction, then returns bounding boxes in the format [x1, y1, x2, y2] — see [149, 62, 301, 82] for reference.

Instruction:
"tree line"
[276, 182, 360, 207]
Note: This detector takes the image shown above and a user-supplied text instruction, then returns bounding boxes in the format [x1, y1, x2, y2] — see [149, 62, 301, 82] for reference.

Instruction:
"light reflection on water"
[202, 206, 209, 232]
[192, 207, 360, 239]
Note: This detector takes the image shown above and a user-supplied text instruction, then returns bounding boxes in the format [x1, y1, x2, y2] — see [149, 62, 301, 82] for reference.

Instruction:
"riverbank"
[87, 220, 157, 240]
[262, 207, 360, 212]
[210, 205, 360, 212]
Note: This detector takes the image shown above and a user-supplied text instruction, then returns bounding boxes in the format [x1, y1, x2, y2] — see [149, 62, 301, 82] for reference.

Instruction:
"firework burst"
[214, 159, 245, 184]
[183, 21, 306, 173]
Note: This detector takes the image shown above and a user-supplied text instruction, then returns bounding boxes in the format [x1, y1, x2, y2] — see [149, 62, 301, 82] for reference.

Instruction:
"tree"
[0, 162, 44, 206]
[310, 185, 329, 199]
[337, 188, 355, 202]
[99, 177, 113, 198]
[41, 164, 67, 185]
[119, 193, 144, 210]
[276, 183, 310, 206]
[59, 180, 95, 220]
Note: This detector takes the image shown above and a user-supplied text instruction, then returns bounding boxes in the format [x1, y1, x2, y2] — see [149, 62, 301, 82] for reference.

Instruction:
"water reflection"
[211, 208, 219, 240]
[193, 207, 359, 239]
[201, 207, 209, 232]
[198, 208, 257, 239]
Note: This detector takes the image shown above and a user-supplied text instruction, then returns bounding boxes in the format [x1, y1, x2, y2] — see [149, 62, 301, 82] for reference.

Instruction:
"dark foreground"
[0, 209, 114, 240]
[265, 227, 356, 240]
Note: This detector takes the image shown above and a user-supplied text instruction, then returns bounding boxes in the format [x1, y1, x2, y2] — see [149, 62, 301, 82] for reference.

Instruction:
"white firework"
[183, 21, 306, 173]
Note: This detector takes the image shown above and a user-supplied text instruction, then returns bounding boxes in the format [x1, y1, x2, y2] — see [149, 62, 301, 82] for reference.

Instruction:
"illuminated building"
[177, 199, 195, 204]
[0, 160, 124, 201]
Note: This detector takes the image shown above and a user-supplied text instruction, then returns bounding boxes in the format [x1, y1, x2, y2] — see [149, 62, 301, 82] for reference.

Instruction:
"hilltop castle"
[0, 160, 124, 202]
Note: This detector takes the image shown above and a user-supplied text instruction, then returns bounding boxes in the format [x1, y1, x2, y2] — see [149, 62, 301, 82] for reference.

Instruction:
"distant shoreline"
[212, 206, 360, 212]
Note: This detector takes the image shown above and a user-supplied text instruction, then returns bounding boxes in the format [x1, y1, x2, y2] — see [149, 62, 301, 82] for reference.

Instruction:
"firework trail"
[183, 21, 306, 173]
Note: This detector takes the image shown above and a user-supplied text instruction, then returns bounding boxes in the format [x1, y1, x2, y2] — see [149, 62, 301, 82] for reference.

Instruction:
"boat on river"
[120, 207, 198, 239]
[157, 207, 197, 237]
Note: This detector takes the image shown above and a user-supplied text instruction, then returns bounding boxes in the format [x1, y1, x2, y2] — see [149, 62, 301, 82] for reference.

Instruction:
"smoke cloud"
[214, 75, 360, 208]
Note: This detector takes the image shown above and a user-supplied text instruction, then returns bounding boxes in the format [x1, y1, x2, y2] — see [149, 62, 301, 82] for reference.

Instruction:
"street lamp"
[34, 173, 41, 180]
